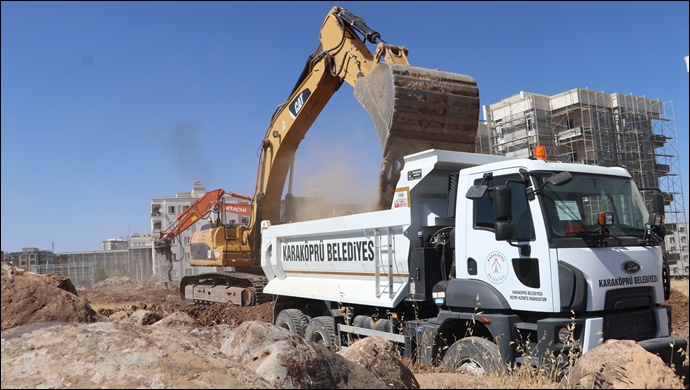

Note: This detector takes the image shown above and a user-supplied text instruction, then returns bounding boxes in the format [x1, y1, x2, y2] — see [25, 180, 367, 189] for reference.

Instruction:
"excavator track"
[354, 62, 480, 209]
[179, 271, 271, 306]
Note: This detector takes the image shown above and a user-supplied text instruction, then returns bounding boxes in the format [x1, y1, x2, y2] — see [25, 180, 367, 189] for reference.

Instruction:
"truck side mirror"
[651, 192, 665, 217]
[465, 184, 487, 199]
[547, 171, 573, 186]
[493, 186, 512, 221]
[495, 221, 515, 241]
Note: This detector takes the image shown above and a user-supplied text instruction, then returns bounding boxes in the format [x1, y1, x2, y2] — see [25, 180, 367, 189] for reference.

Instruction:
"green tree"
[94, 267, 107, 283]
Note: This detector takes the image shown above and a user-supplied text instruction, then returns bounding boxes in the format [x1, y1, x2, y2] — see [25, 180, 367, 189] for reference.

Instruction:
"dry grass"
[672, 277, 689, 298]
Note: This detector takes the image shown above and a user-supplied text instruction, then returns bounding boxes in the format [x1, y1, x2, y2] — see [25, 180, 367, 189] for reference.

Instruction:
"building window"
[527, 118, 533, 131]
[682, 236, 687, 244]
[669, 237, 676, 244]
[168, 206, 176, 214]
[184, 237, 190, 246]
[498, 127, 505, 140]
[567, 118, 574, 129]
[598, 113, 608, 129]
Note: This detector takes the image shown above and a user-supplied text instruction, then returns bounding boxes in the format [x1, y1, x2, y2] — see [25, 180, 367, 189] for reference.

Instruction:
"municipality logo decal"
[485, 251, 508, 284]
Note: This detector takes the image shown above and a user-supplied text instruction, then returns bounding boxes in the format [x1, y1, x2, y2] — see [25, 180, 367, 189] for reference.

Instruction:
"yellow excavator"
[177, 6, 480, 305]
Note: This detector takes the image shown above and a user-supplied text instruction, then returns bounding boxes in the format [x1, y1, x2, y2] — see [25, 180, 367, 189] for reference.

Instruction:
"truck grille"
[603, 309, 656, 341]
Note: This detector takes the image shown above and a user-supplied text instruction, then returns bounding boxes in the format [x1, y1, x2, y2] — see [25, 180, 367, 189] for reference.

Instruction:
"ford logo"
[622, 261, 641, 274]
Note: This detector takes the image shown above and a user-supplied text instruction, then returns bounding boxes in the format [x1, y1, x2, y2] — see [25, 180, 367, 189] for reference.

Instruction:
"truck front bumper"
[637, 336, 687, 374]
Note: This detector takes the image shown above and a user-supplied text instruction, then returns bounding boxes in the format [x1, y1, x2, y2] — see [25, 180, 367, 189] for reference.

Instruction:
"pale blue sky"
[2, 1, 688, 253]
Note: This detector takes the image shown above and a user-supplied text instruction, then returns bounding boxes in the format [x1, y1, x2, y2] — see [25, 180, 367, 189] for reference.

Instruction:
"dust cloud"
[288, 146, 380, 221]
[165, 121, 210, 180]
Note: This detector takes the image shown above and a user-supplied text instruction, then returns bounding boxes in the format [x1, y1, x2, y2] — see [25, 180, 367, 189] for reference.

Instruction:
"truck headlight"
[558, 327, 570, 343]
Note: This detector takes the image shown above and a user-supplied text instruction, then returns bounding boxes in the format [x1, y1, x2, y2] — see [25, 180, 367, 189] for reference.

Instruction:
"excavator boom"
[181, 6, 480, 306]
[249, 6, 479, 243]
[154, 189, 225, 249]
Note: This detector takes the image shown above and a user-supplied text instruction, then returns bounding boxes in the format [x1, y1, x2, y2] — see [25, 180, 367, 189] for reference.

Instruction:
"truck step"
[514, 322, 538, 331]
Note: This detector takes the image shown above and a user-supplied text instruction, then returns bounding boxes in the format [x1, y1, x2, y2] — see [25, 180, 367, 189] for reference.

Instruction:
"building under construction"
[479, 88, 688, 275]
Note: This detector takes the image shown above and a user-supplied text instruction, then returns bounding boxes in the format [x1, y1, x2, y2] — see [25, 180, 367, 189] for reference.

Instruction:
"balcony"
[556, 127, 583, 143]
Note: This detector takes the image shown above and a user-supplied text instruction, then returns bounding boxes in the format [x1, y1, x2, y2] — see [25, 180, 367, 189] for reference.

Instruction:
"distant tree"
[94, 267, 107, 283]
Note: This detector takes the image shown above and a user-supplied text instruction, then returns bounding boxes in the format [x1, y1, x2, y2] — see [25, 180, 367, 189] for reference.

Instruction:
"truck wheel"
[304, 316, 337, 349]
[275, 309, 310, 337]
[442, 336, 507, 375]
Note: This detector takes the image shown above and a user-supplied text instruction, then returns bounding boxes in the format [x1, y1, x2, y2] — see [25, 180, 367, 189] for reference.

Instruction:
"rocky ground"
[1, 260, 688, 389]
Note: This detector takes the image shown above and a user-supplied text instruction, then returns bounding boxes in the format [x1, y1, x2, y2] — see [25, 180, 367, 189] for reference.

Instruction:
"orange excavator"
[172, 6, 480, 305]
[152, 189, 265, 305]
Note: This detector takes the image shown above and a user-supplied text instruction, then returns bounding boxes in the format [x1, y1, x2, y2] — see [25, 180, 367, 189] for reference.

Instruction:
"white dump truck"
[261, 148, 686, 375]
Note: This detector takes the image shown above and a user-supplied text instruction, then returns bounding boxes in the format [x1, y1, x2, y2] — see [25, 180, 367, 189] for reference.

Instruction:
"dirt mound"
[3, 262, 688, 389]
[82, 274, 273, 328]
[92, 275, 177, 291]
[564, 339, 685, 389]
[667, 287, 689, 340]
[1, 261, 105, 331]
[339, 336, 419, 389]
[1, 321, 274, 389]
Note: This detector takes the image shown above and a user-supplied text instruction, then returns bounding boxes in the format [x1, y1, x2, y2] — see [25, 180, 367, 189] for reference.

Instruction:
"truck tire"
[275, 309, 310, 337]
[442, 336, 507, 375]
[304, 316, 337, 349]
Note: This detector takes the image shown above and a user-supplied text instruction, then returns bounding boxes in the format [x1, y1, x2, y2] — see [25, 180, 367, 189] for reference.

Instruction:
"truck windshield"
[534, 172, 650, 243]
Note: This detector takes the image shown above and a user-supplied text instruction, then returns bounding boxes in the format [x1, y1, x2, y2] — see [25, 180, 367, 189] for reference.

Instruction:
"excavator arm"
[186, 6, 479, 271]
[177, 5, 480, 306]
[246, 6, 480, 261]
[154, 189, 226, 279]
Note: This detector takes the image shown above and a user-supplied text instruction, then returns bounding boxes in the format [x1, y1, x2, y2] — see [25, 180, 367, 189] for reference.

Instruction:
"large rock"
[1, 262, 105, 330]
[151, 311, 199, 328]
[0, 321, 273, 389]
[339, 336, 419, 389]
[222, 320, 388, 389]
[563, 339, 684, 389]
[128, 309, 161, 325]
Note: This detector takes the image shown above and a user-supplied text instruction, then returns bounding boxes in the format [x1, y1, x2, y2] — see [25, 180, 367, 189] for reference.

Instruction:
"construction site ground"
[1, 261, 688, 389]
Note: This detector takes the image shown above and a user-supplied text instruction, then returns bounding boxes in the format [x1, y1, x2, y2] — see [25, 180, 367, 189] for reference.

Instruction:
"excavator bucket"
[354, 63, 480, 209]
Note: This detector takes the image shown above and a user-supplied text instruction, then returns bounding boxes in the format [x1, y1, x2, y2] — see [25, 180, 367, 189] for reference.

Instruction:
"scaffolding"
[482, 88, 687, 274]
[483, 92, 557, 160]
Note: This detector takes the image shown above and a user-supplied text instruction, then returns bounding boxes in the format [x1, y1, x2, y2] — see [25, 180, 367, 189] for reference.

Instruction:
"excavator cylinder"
[354, 62, 480, 209]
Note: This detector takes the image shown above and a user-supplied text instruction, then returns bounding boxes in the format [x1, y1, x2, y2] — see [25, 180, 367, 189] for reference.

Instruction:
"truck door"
[461, 171, 554, 313]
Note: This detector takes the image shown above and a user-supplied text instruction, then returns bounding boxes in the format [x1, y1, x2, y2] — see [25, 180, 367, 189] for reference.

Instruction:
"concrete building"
[102, 238, 128, 251]
[8, 247, 57, 271]
[150, 180, 250, 282]
[665, 222, 689, 276]
[480, 88, 687, 276]
[2, 234, 155, 288]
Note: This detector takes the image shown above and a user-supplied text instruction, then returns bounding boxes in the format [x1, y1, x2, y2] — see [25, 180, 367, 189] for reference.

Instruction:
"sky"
[2, 1, 688, 253]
